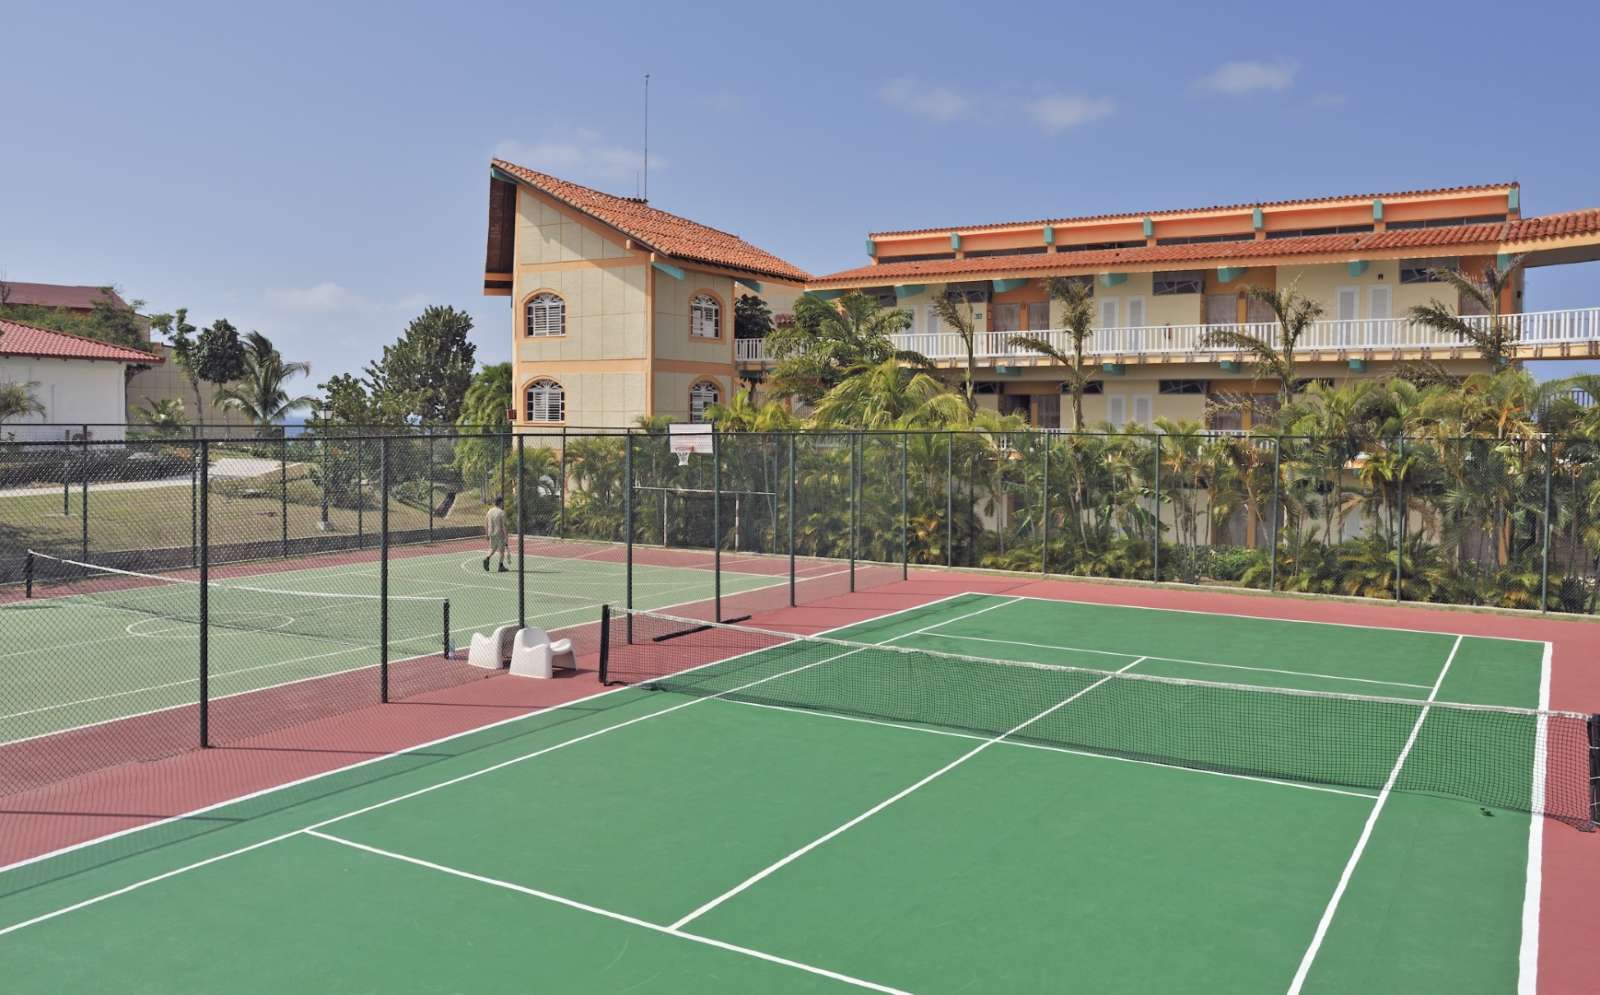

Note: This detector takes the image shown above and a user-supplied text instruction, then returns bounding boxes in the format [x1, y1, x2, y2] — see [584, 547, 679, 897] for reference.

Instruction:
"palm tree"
[1012, 277, 1096, 428]
[134, 397, 188, 437]
[809, 358, 965, 429]
[705, 386, 800, 432]
[1407, 256, 1525, 372]
[764, 293, 924, 404]
[0, 381, 45, 431]
[1200, 285, 1325, 409]
[930, 288, 984, 414]
[212, 331, 315, 431]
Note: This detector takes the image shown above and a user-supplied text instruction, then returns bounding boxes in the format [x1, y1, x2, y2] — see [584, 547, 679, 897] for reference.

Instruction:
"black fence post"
[624, 432, 634, 642]
[280, 433, 289, 558]
[190, 424, 199, 567]
[1151, 435, 1161, 583]
[787, 433, 796, 607]
[516, 434, 526, 629]
[1041, 437, 1050, 577]
[356, 435, 365, 549]
[713, 428, 722, 622]
[559, 426, 568, 538]
[198, 439, 210, 748]
[1269, 437, 1282, 593]
[849, 433, 859, 593]
[80, 433, 89, 560]
[1541, 436, 1554, 612]
[379, 437, 390, 703]
[901, 431, 909, 580]
[1394, 434, 1405, 602]
[427, 431, 436, 545]
[946, 432, 953, 568]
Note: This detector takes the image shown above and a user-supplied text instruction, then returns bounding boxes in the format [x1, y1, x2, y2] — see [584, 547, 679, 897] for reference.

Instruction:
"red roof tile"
[0, 319, 163, 364]
[811, 208, 1600, 287]
[491, 160, 810, 282]
[869, 183, 1517, 238]
[0, 282, 128, 311]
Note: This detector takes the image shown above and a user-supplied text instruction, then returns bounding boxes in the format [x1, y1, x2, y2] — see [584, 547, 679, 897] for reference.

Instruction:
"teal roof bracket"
[1347, 260, 1369, 278]
[1348, 359, 1367, 373]
[1371, 199, 1385, 221]
[1252, 207, 1264, 230]
[1141, 217, 1154, 238]
[950, 232, 963, 251]
[894, 284, 925, 299]
[1042, 225, 1055, 245]
[1219, 359, 1242, 373]
[1098, 272, 1127, 288]
[1102, 362, 1126, 376]
[736, 278, 763, 293]
[865, 239, 877, 258]
[651, 261, 685, 281]
[1217, 266, 1246, 283]
[992, 278, 1029, 294]
[805, 289, 844, 302]
[1507, 187, 1520, 212]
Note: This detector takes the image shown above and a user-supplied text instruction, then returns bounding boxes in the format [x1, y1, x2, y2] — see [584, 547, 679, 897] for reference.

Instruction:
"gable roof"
[1, 282, 128, 311]
[0, 318, 163, 364]
[811, 208, 1600, 287]
[868, 182, 1517, 239]
[490, 160, 810, 282]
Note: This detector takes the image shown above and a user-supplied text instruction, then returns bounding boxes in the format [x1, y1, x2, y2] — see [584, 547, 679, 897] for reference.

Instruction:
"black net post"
[1588, 714, 1600, 830]
[598, 604, 612, 682]
[787, 433, 797, 607]
[24, 550, 33, 597]
[1269, 436, 1282, 593]
[198, 439, 210, 748]
[379, 436, 390, 704]
[1151, 434, 1162, 582]
[280, 433, 289, 558]
[901, 431, 909, 580]
[443, 600, 452, 659]
[713, 429, 723, 621]
[516, 433, 526, 629]
[1541, 436, 1554, 612]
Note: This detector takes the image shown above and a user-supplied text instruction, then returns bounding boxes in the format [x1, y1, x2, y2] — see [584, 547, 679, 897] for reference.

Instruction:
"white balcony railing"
[733, 307, 1600, 365]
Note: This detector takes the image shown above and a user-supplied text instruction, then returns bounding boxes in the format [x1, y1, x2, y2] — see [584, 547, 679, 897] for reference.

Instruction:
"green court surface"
[0, 592, 1554, 993]
[1, 544, 782, 743]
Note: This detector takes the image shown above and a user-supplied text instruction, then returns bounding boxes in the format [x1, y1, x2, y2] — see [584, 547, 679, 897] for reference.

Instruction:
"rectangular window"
[690, 295, 721, 338]
[1057, 239, 1144, 254]
[1154, 232, 1254, 246]
[876, 252, 957, 264]
[1386, 214, 1507, 231]
[1264, 224, 1374, 239]
[1400, 258, 1455, 284]
[1205, 294, 1237, 325]
[1034, 393, 1061, 429]
[992, 303, 1021, 332]
[1027, 301, 1051, 330]
[1159, 379, 1206, 394]
[1244, 293, 1275, 324]
[1152, 270, 1204, 295]
[964, 246, 1049, 258]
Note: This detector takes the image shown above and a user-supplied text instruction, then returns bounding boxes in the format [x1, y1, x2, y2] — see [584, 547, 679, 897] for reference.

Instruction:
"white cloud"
[263, 281, 366, 314]
[1026, 94, 1114, 133]
[878, 77, 977, 122]
[1196, 58, 1300, 95]
[493, 131, 660, 189]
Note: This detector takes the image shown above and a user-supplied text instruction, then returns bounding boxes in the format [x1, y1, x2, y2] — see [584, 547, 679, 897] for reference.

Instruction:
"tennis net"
[600, 606, 1600, 828]
[24, 550, 450, 653]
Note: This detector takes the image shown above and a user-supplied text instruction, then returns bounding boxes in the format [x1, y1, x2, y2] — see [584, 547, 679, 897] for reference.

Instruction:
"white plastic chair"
[467, 623, 519, 670]
[509, 626, 576, 679]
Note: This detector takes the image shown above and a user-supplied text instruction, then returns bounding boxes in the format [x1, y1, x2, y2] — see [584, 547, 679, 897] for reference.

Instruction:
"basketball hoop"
[668, 423, 714, 466]
[675, 450, 692, 467]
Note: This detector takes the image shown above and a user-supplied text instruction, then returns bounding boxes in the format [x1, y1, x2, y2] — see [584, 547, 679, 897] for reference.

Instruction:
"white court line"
[1284, 634, 1463, 995]
[719, 698, 1380, 801]
[668, 654, 1146, 931]
[0, 591, 982, 900]
[1000, 591, 1548, 644]
[1517, 640, 1554, 995]
[919, 632, 1433, 691]
[303, 831, 911, 995]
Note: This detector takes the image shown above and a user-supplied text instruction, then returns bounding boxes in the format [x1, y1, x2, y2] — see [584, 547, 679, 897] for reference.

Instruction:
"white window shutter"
[1108, 395, 1126, 428]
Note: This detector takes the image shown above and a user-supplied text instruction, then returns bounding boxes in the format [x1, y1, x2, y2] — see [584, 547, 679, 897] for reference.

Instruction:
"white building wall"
[0, 357, 129, 441]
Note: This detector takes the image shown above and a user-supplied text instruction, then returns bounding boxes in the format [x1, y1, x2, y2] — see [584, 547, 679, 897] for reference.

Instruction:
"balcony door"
[1205, 293, 1237, 326]
[993, 303, 1021, 332]
[1335, 286, 1359, 345]
[1368, 286, 1392, 344]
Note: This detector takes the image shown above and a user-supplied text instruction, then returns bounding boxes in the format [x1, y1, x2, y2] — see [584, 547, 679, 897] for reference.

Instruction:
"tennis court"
[2, 539, 791, 747]
[3, 589, 1588, 993]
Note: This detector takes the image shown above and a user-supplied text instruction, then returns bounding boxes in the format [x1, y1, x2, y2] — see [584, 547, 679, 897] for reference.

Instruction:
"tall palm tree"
[212, 331, 315, 432]
[1407, 256, 1525, 372]
[809, 358, 965, 429]
[1012, 277, 1096, 428]
[930, 288, 985, 414]
[0, 381, 45, 430]
[1200, 285, 1325, 409]
[764, 292, 925, 404]
[134, 397, 189, 437]
[705, 386, 800, 432]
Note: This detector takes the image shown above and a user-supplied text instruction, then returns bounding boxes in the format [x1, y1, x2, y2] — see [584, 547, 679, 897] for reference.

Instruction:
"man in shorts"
[483, 495, 508, 572]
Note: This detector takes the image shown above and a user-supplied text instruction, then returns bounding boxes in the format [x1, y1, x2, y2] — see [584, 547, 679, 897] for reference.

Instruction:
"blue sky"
[4, 0, 1596, 384]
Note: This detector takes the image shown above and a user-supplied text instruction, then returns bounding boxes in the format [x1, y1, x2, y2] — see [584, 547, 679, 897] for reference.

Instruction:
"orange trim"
[654, 358, 736, 376]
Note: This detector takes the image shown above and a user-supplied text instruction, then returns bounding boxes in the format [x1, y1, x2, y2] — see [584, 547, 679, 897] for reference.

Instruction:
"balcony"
[734, 306, 1600, 367]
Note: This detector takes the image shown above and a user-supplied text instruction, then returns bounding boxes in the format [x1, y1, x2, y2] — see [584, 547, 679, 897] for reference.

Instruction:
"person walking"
[484, 495, 508, 572]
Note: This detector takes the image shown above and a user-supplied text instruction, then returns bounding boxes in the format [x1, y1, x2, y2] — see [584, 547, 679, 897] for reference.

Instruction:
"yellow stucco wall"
[654, 268, 736, 365]
[653, 371, 734, 423]
[514, 265, 648, 364]
[515, 190, 631, 265]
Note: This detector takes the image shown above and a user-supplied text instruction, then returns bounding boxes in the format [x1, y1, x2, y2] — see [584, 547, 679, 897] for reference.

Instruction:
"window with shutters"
[689, 380, 720, 422]
[525, 379, 565, 423]
[690, 294, 722, 338]
[1152, 271, 1205, 295]
[524, 292, 566, 336]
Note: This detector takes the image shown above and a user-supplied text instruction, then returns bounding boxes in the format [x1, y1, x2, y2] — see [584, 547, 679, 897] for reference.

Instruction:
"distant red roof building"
[0, 282, 129, 313]
[0, 318, 162, 364]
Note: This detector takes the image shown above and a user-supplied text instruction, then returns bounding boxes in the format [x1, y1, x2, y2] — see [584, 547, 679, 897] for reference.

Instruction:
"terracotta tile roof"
[0, 282, 128, 311]
[0, 319, 163, 364]
[810, 208, 1600, 287]
[869, 182, 1517, 238]
[491, 160, 809, 282]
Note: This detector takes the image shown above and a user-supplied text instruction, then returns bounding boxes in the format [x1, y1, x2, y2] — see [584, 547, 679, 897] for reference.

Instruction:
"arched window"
[525, 379, 565, 423]
[689, 380, 720, 423]
[525, 292, 566, 336]
[690, 294, 721, 338]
